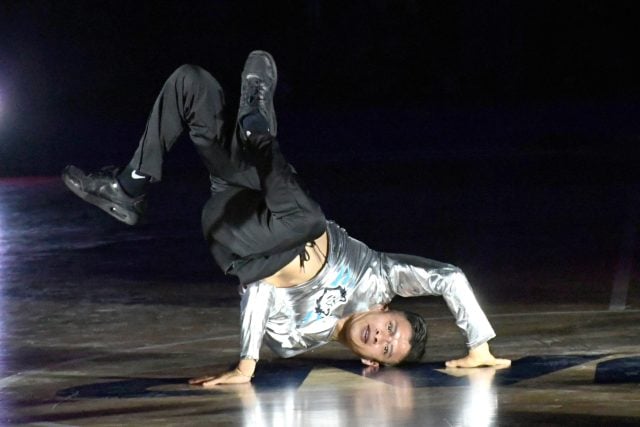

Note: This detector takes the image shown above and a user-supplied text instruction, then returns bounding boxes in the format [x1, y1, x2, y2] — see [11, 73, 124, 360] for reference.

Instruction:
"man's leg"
[202, 52, 325, 283]
[62, 64, 235, 225]
[202, 136, 326, 283]
[129, 64, 234, 182]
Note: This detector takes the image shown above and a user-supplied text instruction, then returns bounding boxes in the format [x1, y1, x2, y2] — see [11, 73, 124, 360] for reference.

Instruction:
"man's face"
[343, 308, 413, 366]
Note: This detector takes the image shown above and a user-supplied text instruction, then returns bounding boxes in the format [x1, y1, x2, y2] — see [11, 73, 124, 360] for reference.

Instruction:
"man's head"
[340, 305, 428, 367]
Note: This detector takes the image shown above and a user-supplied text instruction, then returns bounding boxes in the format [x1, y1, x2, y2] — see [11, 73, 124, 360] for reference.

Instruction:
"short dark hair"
[397, 310, 428, 364]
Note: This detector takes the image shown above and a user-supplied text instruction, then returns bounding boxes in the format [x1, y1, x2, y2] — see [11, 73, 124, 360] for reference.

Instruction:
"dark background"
[0, 1, 639, 303]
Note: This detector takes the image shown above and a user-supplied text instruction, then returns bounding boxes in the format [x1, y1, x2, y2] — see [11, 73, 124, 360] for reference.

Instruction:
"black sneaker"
[61, 165, 146, 225]
[237, 50, 278, 139]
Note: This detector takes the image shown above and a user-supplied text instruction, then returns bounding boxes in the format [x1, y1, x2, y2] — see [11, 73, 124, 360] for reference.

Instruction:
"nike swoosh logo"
[131, 170, 146, 179]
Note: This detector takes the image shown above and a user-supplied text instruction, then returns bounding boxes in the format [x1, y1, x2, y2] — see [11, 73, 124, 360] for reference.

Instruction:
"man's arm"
[190, 282, 275, 386]
[384, 253, 509, 367]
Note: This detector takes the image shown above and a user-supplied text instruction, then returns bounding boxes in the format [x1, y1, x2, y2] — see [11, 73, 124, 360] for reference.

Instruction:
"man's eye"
[387, 322, 392, 332]
[384, 345, 389, 354]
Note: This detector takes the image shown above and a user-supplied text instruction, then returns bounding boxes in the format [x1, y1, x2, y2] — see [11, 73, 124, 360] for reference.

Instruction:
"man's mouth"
[362, 324, 370, 344]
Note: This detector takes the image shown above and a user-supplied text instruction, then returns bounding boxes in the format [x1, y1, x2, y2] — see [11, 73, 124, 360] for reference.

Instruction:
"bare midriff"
[264, 231, 329, 288]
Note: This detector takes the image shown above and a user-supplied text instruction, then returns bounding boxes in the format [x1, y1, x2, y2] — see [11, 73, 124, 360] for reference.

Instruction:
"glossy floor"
[1, 177, 639, 426]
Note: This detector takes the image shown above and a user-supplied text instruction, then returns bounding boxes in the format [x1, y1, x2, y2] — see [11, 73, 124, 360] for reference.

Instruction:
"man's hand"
[189, 370, 252, 387]
[189, 359, 257, 387]
[445, 342, 511, 368]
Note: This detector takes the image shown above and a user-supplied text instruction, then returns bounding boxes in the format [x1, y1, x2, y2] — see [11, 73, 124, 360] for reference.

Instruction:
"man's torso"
[255, 222, 396, 357]
[263, 231, 329, 287]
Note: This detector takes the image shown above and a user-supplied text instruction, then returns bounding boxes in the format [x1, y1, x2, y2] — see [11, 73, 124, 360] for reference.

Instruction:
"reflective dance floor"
[1, 175, 639, 426]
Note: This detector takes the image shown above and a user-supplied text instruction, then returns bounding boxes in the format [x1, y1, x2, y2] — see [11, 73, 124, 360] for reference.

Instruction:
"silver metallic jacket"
[239, 222, 496, 360]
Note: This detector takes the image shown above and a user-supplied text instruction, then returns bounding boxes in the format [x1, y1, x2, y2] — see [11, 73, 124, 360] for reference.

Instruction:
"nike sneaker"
[237, 50, 278, 140]
[61, 165, 146, 225]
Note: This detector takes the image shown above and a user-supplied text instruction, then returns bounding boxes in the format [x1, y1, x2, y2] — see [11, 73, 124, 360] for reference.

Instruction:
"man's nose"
[374, 329, 391, 345]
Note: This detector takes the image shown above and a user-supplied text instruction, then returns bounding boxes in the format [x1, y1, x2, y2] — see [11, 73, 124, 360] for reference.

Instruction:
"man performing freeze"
[62, 51, 510, 386]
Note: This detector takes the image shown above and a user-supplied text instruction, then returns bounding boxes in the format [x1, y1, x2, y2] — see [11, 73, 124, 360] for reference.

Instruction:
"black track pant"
[128, 64, 326, 283]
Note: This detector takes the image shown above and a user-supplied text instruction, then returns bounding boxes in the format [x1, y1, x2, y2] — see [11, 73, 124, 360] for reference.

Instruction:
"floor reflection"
[236, 366, 499, 427]
[240, 370, 415, 427]
[445, 367, 501, 427]
[0, 181, 11, 417]
[0, 182, 11, 350]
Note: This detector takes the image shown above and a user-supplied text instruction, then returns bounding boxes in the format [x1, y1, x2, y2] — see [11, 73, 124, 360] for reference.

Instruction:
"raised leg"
[130, 64, 235, 182]
[62, 64, 237, 225]
[202, 134, 326, 284]
[201, 52, 325, 284]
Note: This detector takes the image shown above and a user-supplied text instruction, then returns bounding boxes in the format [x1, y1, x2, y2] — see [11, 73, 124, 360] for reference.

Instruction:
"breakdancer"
[62, 51, 510, 386]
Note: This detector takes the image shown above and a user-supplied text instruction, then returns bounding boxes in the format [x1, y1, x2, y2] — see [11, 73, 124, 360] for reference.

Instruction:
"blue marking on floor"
[594, 357, 640, 384]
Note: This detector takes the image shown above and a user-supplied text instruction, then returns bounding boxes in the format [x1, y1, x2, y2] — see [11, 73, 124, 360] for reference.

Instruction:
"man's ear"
[361, 358, 380, 367]
[371, 304, 389, 312]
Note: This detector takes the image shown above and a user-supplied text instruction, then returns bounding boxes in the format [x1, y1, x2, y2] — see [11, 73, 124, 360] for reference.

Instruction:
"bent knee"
[284, 204, 326, 239]
[305, 209, 327, 238]
[174, 63, 204, 78]
[299, 200, 326, 237]
[171, 64, 219, 88]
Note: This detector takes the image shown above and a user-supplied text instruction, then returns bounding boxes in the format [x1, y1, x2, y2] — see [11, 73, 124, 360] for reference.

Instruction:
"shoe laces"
[87, 165, 119, 179]
[242, 77, 268, 108]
